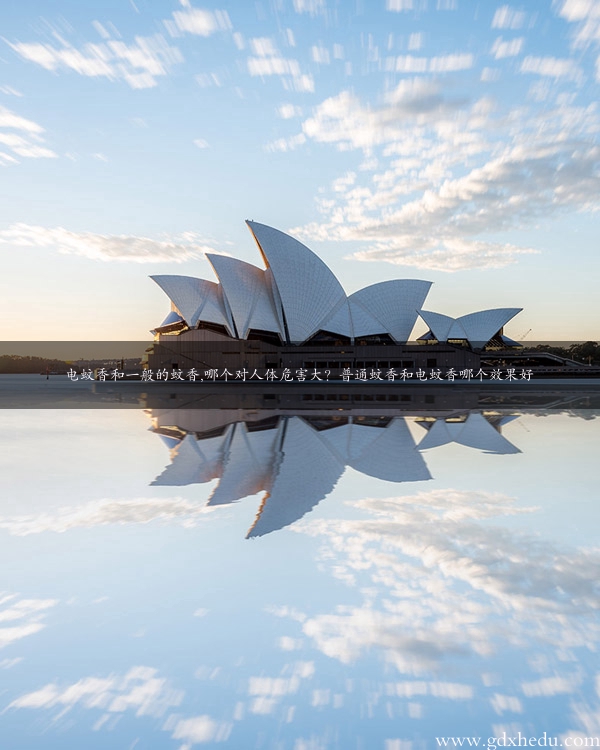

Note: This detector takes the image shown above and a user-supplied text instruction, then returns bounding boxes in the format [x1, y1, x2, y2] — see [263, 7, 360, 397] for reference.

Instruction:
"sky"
[0, 0, 599, 341]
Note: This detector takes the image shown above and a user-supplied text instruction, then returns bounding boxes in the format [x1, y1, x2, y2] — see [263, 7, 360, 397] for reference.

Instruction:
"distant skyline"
[1, 0, 599, 340]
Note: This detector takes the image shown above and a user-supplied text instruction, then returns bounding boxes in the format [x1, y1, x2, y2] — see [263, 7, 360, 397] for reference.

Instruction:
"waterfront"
[0, 406, 598, 748]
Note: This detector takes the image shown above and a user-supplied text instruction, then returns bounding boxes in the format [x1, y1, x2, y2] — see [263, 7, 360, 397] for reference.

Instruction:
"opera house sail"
[149, 221, 522, 374]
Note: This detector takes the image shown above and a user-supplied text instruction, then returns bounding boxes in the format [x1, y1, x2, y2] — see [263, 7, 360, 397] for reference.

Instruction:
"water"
[0, 404, 599, 749]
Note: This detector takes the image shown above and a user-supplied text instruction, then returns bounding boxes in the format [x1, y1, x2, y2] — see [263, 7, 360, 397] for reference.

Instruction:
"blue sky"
[0, 0, 599, 340]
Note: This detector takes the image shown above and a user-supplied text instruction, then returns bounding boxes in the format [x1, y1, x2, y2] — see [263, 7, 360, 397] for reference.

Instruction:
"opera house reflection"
[0, 405, 599, 748]
[149, 409, 520, 538]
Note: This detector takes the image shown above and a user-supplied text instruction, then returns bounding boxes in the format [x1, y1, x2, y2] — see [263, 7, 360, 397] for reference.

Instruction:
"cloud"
[0, 106, 56, 164]
[557, 0, 600, 48]
[520, 55, 583, 82]
[266, 132, 307, 152]
[246, 37, 314, 92]
[0, 224, 220, 263]
[491, 36, 524, 59]
[0, 85, 23, 96]
[165, 7, 231, 37]
[193, 138, 209, 149]
[10, 665, 184, 717]
[284, 81, 600, 270]
[280, 80, 467, 153]
[0, 596, 58, 649]
[277, 104, 303, 119]
[271, 486, 600, 707]
[249, 37, 278, 56]
[387, 0, 418, 11]
[408, 33, 423, 51]
[0, 496, 219, 535]
[293, 0, 326, 16]
[246, 661, 315, 715]
[7, 34, 183, 89]
[311, 45, 330, 64]
[10, 664, 236, 747]
[389, 53, 474, 73]
[170, 715, 232, 744]
[491, 5, 526, 29]
[521, 675, 581, 697]
[490, 694, 524, 715]
[247, 53, 314, 92]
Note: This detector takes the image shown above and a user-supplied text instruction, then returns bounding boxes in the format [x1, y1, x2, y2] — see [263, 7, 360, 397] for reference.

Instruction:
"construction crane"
[518, 329, 532, 341]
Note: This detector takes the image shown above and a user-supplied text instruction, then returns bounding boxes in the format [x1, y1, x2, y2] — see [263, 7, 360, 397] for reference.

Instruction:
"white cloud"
[491, 36, 524, 59]
[246, 32, 315, 93]
[0, 657, 22, 668]
[492, 5, 526, 29]
[166, 7, 231, 36]
[481, 67, 501, 81]
[0, 106, 56, 164]
[266, 132, 307, 152]
[429, 53, 474, 71]
[0, 224, 220, 264]
[387, 0, 416, 10]
[490, 693, 524, 715]
[171, 715, 232, 744]
[248, 56, 301, 77]
[0, 596, 58, 649]
[0, 496, 218, 534]
[246, 661, 315, 715]
[520, 55, 583, 82]
[389, 53, 473, 73]
[558, 0, 600, 47]
[277, 487, 600, 693]
[8, 35, 183, 89]
[195, 72, 222, 88]
[293, 0, 326, 15]
[249, 37, 277, 56]
[279, 636, 303, 650]
[11, 666, 183, 717]
[193, 138, 209, 149]
[521, 675, 581, 697]
[10, 664, 235, 746]
[311, 45, 330, 64]
[284, 80, 600, 270]
[0, 107, 43, 133]
[247, 41, 315, 93]
[0, 85, 23, 96]
[408, 33, 423, 51]
[277, 103, 303, 119]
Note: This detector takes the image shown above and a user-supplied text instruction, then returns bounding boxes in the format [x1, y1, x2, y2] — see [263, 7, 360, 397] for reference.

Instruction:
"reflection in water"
[1, 408, 599, 749]
[150, 410, 520, 537]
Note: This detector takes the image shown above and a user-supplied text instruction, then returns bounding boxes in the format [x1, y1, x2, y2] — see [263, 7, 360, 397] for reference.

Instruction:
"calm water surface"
[0, 406, 599, 749]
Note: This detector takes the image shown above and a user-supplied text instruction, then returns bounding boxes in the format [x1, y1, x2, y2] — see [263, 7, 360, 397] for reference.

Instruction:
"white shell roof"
[206, 254, 284, 340]
[457, 308, 522, 349]
[419, 307, 522, 347]
[419, 310, 457, 342]
[151, 275, 233, 333]
[349, 280, 433, 343]
[318, 299, 355, 339]
[246, 220, 347, 344]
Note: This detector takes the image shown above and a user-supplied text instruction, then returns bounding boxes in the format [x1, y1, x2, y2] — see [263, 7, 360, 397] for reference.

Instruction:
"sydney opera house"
[148, 221, 522, 374]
